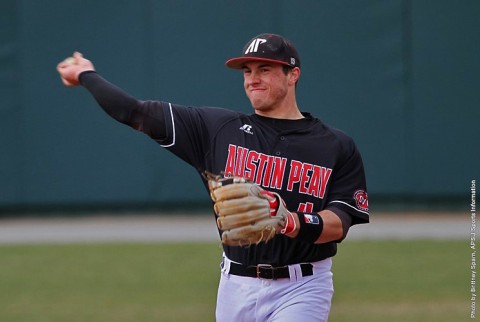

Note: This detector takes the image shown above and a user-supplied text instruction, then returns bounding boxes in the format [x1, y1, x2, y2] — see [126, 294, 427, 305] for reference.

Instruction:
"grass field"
[0, 240, 470, 322]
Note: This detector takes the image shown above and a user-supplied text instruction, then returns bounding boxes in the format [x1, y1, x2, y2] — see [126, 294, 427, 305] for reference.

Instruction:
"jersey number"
[297, 202, 314, 213]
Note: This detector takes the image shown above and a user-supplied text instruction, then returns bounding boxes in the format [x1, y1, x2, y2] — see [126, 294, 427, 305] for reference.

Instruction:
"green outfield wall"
[1, 0, 478, 211]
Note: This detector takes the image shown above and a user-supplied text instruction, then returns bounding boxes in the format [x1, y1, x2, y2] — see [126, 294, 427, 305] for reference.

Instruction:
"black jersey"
[81, 72, 369, 266]
[159, 103, 369, 265]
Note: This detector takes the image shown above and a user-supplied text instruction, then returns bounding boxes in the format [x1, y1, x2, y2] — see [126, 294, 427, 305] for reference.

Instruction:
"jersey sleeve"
[326, 137, 369, 225]
[152, 103, 241, 171]
[154, 103, 211, 169]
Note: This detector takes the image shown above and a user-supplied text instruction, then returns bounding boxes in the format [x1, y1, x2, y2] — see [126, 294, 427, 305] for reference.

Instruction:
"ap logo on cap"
[245, 38, 266, 54]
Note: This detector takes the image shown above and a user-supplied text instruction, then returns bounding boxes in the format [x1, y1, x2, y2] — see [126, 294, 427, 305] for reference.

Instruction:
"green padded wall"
[0, 0, 478, 210]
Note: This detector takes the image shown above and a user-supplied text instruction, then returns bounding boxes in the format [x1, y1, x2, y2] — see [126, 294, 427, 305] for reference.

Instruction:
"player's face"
[242, 62, 290, 113]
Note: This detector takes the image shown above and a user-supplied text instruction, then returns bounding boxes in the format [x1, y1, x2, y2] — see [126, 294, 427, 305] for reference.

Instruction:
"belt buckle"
[256, 264, 274, 279]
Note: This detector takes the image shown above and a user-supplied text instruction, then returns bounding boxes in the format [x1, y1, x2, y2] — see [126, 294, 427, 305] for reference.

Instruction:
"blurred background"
[1, 0, 478, 215]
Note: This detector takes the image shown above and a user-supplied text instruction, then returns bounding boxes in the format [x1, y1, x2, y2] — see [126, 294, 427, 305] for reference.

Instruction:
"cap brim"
[225, 57, 291, 69]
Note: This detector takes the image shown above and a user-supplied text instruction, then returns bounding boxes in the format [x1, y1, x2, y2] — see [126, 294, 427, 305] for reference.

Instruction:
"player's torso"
[165, 105, 346, 265]
[206, 113, 339, 215]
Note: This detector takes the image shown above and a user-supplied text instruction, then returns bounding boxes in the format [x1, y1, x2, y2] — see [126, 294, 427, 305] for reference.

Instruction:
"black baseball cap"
[225, 33, 300, 69]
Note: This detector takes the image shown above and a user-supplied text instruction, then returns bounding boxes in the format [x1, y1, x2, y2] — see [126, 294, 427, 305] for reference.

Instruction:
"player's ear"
[288, 67, 300, 86]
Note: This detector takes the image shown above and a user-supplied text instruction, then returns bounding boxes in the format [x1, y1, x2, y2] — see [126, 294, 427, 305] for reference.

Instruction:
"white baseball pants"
[215, 257, 334, 322]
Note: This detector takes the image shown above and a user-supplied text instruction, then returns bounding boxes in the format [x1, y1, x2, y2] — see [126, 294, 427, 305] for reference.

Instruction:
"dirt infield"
[0, 211, 470, 244]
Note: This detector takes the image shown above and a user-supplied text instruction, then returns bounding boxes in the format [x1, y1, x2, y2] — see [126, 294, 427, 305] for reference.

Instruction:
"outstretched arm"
[56, 52, 167, 140]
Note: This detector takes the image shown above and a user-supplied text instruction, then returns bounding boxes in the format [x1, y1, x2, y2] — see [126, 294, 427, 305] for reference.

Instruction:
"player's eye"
[259, 66, 271, 73]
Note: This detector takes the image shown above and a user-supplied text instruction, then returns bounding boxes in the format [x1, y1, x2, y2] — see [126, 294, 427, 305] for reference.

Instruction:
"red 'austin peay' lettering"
[224, 144, 332, 199]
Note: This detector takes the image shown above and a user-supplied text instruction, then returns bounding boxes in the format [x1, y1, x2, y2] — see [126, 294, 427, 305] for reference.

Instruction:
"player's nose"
[245, 72, 261, 86]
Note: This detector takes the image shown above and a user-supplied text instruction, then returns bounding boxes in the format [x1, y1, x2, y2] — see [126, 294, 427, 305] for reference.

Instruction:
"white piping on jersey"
[328, 200, 369, 216]
[160, 103, 176, 148]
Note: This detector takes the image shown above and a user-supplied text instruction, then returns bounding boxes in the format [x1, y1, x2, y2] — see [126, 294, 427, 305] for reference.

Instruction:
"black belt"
[228, 262, 313, 280]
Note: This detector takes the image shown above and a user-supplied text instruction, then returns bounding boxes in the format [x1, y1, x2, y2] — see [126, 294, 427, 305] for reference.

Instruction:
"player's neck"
[254, 100, 303, 120]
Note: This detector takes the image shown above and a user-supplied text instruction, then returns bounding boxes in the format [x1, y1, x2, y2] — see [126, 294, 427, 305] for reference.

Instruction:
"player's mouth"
[249, 87, 267, 93]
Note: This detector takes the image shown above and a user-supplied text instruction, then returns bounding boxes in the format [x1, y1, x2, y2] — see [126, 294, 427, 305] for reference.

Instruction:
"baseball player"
[57, 33, 369, 322]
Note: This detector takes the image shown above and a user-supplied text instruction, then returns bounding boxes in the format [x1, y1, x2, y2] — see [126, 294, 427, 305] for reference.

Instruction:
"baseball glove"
[205, 172, 289, 246]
